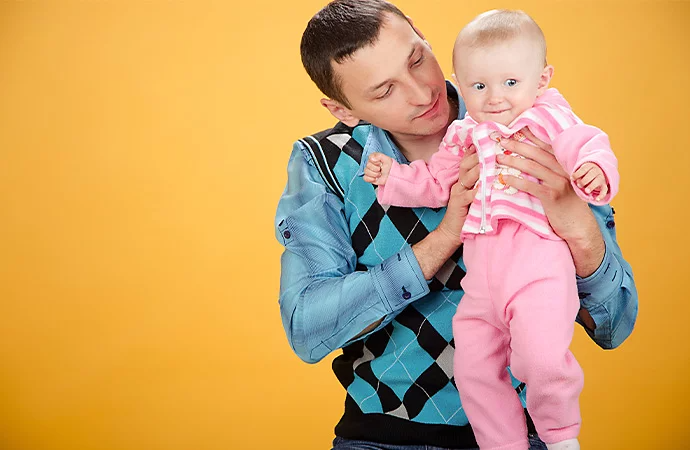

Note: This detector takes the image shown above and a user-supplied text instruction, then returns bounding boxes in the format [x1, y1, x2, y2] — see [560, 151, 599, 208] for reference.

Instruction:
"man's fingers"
[497, 153, 564, 185]
[464, 186, 479, 204]
[501, 174, 542, 198]
[500, 139, 565, 176]
[460, 152, 479, 171]
[459, 165, 480, 190]
[450, 185, 479, 208]
[518, 127, 552, 154]
[458, 144, 480, 189]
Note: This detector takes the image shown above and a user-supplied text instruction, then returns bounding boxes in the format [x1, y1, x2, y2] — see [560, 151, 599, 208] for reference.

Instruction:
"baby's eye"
[505, 79, 518, 87]
[472, 83, 486, 91]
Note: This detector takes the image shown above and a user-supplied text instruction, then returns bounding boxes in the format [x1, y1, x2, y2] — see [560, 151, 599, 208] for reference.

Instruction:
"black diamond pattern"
[351, 201, 386, 258]
[402, 362, 452, 419]
[395, 307, 449, 360]
[355, 359, 403, 413]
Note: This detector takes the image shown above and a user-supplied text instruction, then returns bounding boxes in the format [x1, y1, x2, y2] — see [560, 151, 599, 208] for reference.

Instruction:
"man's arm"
[276, 142, 477, 363]
[499, 129, 638, 348]
[574, 204, 637, 348]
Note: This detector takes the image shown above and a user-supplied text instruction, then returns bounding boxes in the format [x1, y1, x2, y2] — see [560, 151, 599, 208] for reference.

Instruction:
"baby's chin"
[472, 109, 518, 126]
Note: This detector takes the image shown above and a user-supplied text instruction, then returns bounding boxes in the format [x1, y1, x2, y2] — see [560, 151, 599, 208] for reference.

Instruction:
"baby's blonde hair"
[453, 10, 547, 68]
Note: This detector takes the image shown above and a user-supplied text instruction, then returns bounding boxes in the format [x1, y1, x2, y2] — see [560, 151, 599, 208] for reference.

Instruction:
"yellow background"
[0, 1, 688, 449]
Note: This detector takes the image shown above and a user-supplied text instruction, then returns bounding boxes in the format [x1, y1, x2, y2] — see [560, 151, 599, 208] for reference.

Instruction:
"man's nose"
[408, 78, 433, 106]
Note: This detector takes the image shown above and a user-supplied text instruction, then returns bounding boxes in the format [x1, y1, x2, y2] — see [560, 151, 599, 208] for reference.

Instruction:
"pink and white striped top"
[376, 88, 620, 241]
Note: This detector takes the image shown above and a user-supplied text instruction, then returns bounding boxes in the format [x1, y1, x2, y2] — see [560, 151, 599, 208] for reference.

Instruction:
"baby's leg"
[493, 225, 583, 446]
[454, 237, 529, 450]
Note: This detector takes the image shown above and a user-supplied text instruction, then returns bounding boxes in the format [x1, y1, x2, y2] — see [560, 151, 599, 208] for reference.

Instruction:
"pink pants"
[453, 220, 584, 450]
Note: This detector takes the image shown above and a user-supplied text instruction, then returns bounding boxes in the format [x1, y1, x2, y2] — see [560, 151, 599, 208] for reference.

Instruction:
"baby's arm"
[515, 91, 619, 205]
[364, 151, 461, 208]
[363, 123, 468, 208]
[552, 124, 619, 205]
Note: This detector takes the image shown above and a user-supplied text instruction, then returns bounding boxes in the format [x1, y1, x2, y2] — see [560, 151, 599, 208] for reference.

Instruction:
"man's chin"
[416, 102, 452, 136]
[407, 119, 450, 138]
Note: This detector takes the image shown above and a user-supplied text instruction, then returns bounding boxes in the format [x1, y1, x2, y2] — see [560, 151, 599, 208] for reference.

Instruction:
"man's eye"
[378, 86, 393, 99]
[505, 79, 518, 87]
[472, 83, 485, 91]
[412, 54, 424, 66]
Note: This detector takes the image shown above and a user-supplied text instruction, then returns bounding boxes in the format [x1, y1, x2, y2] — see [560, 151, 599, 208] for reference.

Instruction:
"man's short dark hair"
[300, 0, 409, 108]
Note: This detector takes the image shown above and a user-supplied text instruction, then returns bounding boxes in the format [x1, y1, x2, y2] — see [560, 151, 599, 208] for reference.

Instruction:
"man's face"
[454, 36, 547, 125]
[331, 14, 450, 139]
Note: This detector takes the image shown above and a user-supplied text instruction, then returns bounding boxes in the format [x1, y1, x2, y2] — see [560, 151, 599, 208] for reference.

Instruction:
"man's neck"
[390, 94, 459, 163]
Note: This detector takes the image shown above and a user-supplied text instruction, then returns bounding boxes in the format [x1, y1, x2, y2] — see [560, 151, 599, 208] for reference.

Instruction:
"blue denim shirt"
[275, 111, 638, 365]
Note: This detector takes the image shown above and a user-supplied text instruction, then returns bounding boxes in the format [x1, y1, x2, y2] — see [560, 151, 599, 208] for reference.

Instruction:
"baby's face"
[454, 36, 548, 125]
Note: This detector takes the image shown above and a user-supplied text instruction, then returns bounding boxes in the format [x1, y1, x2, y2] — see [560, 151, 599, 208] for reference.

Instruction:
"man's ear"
[320, 98, 360, 127]
[537, 65, 554, 96]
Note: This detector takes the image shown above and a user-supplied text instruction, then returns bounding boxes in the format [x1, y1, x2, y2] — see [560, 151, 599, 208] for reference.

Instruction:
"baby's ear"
[451, 73, 459, 86]
[537, 65, 554, 95]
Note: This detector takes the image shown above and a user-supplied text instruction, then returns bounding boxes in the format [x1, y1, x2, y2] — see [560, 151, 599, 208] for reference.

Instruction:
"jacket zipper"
[478, 137, 488, 234]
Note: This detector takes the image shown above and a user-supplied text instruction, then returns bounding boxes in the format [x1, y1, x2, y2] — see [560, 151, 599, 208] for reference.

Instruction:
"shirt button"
[402, 291, 411, 300]
[283, 230, 291, 239]
[606, 220, 615, 229]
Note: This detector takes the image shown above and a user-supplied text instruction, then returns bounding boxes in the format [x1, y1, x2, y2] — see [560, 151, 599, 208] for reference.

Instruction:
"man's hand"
[497, 128, 605, 278]
[413, 145, 479, 279]
[436, 145, 480, 246]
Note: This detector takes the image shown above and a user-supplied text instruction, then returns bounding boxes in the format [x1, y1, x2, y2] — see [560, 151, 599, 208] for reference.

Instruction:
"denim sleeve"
[575, 204, 638, 349]
[275, 142, 430, 364]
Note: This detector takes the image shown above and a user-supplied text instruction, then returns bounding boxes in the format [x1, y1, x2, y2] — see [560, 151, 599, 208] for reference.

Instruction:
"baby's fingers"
[571, 164, 593, 181]
[595, 182, 609, 201]
[576, 168, 601, 190]
[368, 152, 385, 164]
[363, 166, 381, 183]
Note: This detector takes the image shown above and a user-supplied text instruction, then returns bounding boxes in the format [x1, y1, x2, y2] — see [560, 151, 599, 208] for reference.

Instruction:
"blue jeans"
[332, 434, 548, 449]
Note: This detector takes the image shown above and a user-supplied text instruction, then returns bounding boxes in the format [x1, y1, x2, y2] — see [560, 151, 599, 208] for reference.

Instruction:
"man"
[275, 1, 638, 449]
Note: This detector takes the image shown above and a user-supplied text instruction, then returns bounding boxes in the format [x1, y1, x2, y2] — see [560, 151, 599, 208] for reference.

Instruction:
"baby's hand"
[572, 162, 609, 201]
[363, 152, 393, 186]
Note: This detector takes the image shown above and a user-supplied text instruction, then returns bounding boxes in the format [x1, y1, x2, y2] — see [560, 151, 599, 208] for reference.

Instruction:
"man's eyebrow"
[367, 44, 419, 94]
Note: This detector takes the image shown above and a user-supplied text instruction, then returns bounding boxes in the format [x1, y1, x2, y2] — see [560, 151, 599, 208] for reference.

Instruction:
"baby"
[364, 10, 619, 450]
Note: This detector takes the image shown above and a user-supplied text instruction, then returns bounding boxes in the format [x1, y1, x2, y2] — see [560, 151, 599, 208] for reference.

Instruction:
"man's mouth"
[415, 94, 441, 119]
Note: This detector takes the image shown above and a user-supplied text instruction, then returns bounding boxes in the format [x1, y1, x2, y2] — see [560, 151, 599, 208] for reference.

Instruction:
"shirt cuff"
[576, 243, 622, 309]
[370, 245, 430, 312]
[575, 244, 622, 345]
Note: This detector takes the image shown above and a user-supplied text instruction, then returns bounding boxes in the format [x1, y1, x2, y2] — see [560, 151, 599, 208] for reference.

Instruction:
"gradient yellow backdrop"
[0, 1, 688, 449]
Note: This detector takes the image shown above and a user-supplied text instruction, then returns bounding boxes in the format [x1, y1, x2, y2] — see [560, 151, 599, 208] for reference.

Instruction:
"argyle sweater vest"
[299, 121, 528, 447]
